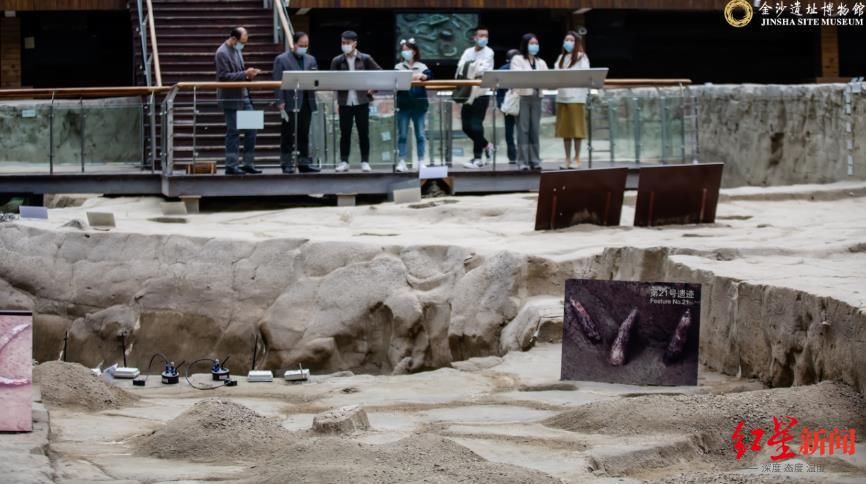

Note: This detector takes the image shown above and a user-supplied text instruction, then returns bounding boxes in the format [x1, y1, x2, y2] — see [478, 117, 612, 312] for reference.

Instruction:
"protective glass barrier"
[0, 102, 50, 173]
[0, 99, 143, 174]
[586, 87, 697, 166]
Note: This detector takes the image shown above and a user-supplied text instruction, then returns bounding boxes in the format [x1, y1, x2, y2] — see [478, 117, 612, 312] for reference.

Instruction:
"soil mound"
[135, 399, 290, 461]
[252, 433, 560, 484]
[33, 361, 137, 411]
[545, 381, 866, 459]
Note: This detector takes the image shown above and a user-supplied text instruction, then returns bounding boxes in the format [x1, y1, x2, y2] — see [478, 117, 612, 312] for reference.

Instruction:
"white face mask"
[341, 43, 354, 54]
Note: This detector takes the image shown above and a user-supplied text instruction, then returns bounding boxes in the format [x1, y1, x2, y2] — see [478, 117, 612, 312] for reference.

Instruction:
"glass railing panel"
[0, 102, 50, 173]
[81, 99, 144, 172]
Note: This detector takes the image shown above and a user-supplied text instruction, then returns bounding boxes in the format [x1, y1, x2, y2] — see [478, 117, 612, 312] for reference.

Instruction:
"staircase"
[131, 0, 287, 169]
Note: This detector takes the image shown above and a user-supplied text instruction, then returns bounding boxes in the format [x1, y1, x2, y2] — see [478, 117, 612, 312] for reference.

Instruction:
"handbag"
[452, 61, 473, 104]
[501, 89, 520, 116]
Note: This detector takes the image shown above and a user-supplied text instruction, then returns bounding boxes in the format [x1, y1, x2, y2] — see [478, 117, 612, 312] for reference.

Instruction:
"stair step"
[152, 0, 264, 3]
[152, 7, 264, 13]
[155, 23, 272, 30]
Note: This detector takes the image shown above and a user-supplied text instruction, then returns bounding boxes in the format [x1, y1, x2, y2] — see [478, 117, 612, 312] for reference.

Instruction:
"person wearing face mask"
[215, 27, 262, 175]
[273, 32, 320, 174]
[394, 39, 432, 173]
[456, 26, 495, 169]
[510, 33, 549, 171]
[554, 31, 590, 169]
[330, 30, 382, 173]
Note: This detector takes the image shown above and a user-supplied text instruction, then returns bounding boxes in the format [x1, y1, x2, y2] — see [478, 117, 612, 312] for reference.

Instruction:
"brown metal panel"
[633, 163, 724, 227]
[535, 167, 628, 230]
[0, 0, 126, 10]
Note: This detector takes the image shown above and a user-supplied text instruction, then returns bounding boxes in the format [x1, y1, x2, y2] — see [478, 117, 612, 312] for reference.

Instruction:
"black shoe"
[240, 165, 263, 174]
[298, 164, 321, 173]
[281, 165, 297, 174]
[530, 164, 543, 172]
[225, 167, 246, 175]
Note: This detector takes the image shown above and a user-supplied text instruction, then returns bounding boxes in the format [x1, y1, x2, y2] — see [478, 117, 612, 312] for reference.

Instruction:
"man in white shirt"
[456, 26, 495, 169]
[330, 30, 382, 173]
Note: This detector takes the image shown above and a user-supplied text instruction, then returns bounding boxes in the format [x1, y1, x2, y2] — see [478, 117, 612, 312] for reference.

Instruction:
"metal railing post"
[139, 98, 146, 169]
[678, 83, 686, 164]
[658, 87, 669, 164]
[192, 86, 198, 162]
[79, 98, 86, 173]
[632, 91, 640, 165]
[149, 93, 158, 172]
[49, 91, 55, 175]
[608, 98, 616, 164]
[492, 82, 499, 172]
[587, 93, 593, 168]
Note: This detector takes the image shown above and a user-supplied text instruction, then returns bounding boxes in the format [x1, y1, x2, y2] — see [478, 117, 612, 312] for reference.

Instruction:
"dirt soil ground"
[18, 344, 866, 483]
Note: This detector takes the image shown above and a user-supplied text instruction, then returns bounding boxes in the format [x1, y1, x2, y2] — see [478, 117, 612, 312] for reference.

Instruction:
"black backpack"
[452, 61, 473, 104]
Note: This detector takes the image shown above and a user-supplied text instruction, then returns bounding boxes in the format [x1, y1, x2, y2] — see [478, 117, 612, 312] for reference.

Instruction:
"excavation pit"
[2, 183, 865, 482]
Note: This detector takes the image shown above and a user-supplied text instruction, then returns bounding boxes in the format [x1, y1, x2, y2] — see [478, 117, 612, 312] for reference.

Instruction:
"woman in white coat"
[510, 33, 549, 171]
[554, 31, 590, 169]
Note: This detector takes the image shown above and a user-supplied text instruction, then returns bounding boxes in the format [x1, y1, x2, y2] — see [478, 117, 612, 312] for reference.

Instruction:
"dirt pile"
[135, 399, 290, 461]
[33, 361, 137, 411]
[250, 434, 560, 484]
[545, 382, 866, 476]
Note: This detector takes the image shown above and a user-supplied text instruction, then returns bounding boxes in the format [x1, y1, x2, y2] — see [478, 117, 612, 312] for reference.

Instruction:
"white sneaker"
[418, 158, 427, 168]
[474, 158, 486, 168]
[483, 143, 495, 160]
[335, 161, 350, 172]
[361, 162, 372, 172]
[463, 159, 481, 169]
[395, 160, 408, 173]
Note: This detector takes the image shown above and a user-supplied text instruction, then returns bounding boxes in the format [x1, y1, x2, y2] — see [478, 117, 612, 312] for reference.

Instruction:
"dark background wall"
[303, 8, 864, 83]
[19, 11, 132, 88]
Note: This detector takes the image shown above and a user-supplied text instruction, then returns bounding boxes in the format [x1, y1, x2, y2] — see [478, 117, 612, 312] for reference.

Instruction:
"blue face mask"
[563, 41, 574, 53]
[528, 44, 539, 56]
[476, 37, 489, 48]
[234, 42, 245, 52]
[401, 50, 414, 61]
[296, 47, 308, 56]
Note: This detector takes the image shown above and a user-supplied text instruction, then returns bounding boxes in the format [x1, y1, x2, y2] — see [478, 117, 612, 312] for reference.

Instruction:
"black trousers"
[280, 102, 313, 167]
[460, 95, 490, 158]
[338, 104, 370, 163]
[504, 114, 517, 161]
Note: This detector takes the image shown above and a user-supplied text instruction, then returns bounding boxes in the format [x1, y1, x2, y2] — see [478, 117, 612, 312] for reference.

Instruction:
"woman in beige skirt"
[554, 31, 590, 169]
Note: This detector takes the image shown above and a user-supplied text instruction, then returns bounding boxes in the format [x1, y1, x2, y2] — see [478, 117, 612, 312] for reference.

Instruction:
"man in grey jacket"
[215, 27, 262, 175]
[273, 31, 320, 174]
[329, 31, 382, 173]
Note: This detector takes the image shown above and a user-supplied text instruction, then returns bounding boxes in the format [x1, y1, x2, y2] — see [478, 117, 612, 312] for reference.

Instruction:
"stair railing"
[273, 0, 295, 51]
[135, 0, 162, 171]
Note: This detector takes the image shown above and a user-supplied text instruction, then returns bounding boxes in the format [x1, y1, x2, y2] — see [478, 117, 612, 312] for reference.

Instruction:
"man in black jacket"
[215, 27, 262, 175]
[329, 31, 382, 173]
[273, 31, 320, 174]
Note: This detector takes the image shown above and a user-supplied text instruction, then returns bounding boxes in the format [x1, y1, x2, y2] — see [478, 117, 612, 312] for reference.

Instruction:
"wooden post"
[819, 25, 840, 82]
[0, 16, 22, 88]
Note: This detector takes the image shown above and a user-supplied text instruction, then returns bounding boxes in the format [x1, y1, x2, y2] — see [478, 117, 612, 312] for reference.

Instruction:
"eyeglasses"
[399, 38, 416, 46]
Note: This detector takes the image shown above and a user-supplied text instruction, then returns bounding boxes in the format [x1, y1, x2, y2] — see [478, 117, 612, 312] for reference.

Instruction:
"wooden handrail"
[0, 78, 694, 99]
[0, 86, 171, 99]
[146, 0, 162, 86]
